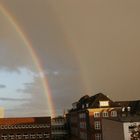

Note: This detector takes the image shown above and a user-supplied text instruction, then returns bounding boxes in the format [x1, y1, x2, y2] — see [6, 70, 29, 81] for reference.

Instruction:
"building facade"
[0, 117, 51, 140]
[102, 117, 140, 140]
[68, 93, 122, 140]
[51, 116, 68, 140]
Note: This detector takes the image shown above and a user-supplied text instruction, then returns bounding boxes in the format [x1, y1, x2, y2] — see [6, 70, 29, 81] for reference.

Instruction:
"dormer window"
[102, 112, 109, 117]
[99, 101, 109, 107]
[111, 111, 117, 117]
[122, 107, 125, 112]
[82, 104, 85, 109]
[86, 103, 89, 108]
[94, 112, 100, 118]
[127, 106, 131, 112]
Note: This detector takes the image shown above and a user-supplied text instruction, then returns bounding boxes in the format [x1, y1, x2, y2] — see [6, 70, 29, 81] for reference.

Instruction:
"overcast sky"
[0, 0, 140, 117]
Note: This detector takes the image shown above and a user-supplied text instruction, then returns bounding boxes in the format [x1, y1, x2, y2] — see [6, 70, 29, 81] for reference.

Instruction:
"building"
[0, 117, 51, 140]
[68, 93, 122, 140]
[102, 117, 140, 140]
[51, 116, 68, 140]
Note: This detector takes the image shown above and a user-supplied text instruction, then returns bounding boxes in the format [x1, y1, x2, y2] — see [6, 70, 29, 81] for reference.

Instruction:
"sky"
[0, 0, 140, 117]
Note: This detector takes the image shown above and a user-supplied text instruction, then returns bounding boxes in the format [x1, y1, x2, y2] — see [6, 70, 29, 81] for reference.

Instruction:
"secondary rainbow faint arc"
[0, 4, 56, 117]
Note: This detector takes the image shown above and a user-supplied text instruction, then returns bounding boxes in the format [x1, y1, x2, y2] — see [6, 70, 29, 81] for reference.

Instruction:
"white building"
[102, 117, 140, 140]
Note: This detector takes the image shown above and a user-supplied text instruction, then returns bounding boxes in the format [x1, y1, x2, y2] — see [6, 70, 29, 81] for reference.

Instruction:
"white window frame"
[8, 134, 15, 140]
[102, 112, 109, 117]
[16, 134, 22, 140]
[95, 133, 102, 140]
[94, 121, 101, 130]
[94, 112, 100, 118]
[111, 110, 117, 117]
[99, 101, 109, 107]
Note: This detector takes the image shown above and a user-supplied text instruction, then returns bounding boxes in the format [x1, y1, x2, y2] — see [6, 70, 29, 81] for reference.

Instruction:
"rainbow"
[0, 4, 56, 118]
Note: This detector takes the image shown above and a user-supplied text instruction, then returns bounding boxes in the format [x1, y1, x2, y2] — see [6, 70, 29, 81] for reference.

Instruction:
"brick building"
[0, 117, 51, 140]
[68, 93, 122, 140]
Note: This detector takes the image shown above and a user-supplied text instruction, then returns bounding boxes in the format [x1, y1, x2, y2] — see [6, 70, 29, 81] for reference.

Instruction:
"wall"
[102, 119, 124, 140]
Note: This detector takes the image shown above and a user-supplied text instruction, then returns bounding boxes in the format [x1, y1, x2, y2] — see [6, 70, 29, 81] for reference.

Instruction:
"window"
[111, 111, 117, 117]
[29, 125, 32, 128]
[1, 135, 8, 140]
[44, 133, 50, 138]
[7, 125, 10, 129]
[80, 122, 86, 129]
[9, 134, 14, 140]
[32, 125, 36, 128]
[3, 125, 8, 129]
[25, 125, 29, 129]
[14, 125, 18, 129]
[102, 112, 108, 117]
[80, 132, 87, 140]
[94, 121, 101, 130]
[42, 124, 46, 128]
[95, 133, 102, 140]
[99, 101, 109, 107]
[10, 126, 14, 129]
[16, 134, 22, 139]
[94, 112, 100, 118]
[79, 113, 81, 119]
[30, 134, 36, 139]
[79, 113, 86, 119]
[45, 124, 50, 128]
[36, 133, 42, 139]
[23, 134, 29, 139]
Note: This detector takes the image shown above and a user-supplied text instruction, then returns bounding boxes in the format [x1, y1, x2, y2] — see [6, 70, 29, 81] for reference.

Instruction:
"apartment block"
[51, 116, 68, 139]
[0, 117, 51, 140]
[68, 93, 123, 140]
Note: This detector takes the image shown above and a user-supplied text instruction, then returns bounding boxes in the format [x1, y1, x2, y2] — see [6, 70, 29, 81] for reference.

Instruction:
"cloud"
[0, 84, 6, 88]
[16, 76, 48, 107]
[23, 82, 34, 86]
[0, 97, 29, 101]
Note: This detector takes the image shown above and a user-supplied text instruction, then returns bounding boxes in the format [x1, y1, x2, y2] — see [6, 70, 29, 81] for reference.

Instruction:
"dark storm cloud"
[0, 84, 6, 88]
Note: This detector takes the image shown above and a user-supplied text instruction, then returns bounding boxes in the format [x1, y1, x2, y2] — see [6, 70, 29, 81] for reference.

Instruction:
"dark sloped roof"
[114, 101, 130, 107]
[77, 93, 116, 109]
[89, 93, 115, 108]
[78, 95, 89, 104]
[129, 100, 140, 114]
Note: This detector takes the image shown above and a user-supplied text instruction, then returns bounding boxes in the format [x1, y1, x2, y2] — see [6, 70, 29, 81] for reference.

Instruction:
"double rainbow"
[0, 4, 56, 118]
